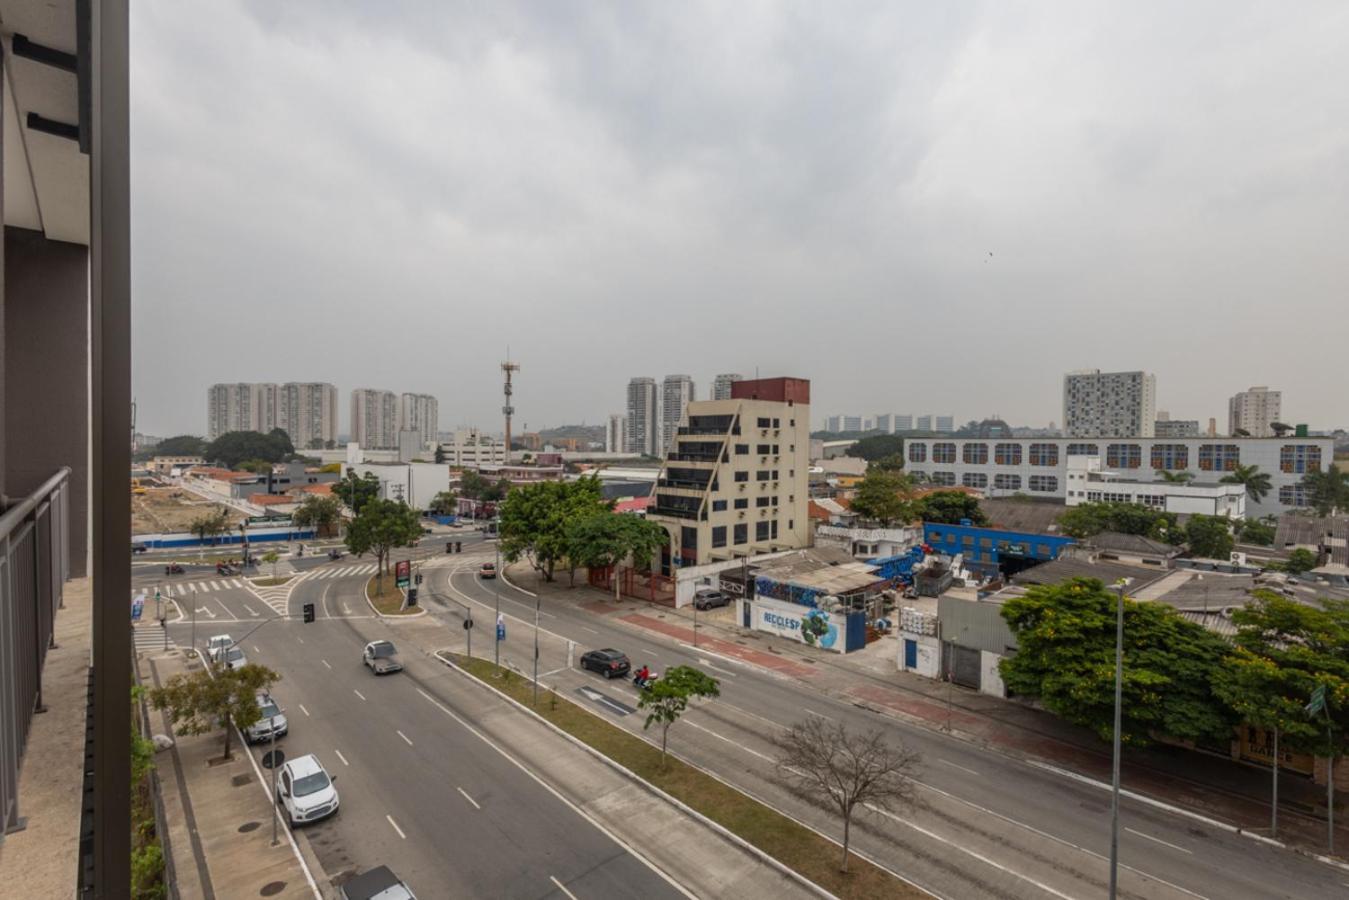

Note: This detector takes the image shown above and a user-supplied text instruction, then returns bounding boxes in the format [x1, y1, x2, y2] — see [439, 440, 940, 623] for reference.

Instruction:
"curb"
[435, 650, 937, 899]
[361, 573, 429, 619]
[498, 566, 536, 597]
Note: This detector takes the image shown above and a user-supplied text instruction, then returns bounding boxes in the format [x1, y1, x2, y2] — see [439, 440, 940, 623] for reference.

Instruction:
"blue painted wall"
[921, 521, 1074, 567]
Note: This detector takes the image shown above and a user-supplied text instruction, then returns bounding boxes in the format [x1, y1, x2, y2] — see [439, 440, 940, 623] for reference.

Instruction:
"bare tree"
[775, 717, 922, 873]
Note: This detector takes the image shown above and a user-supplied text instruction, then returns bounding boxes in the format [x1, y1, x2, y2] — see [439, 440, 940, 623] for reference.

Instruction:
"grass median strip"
[365, 574, 420, 615]
[454, 654, 926, 900]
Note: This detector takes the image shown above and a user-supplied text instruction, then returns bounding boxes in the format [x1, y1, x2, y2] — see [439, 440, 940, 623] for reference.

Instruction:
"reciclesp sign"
[750, 596, 848, 653]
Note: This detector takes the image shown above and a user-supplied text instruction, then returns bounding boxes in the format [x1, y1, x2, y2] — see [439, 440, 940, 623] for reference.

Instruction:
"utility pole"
[494, 542, 502, 669]
[533, 593, 541, 706]
[501, 357, 520, 465]
[1109, 578, 1130, 900]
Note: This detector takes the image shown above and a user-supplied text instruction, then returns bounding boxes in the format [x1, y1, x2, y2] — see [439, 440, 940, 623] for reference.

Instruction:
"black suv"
[580, 648, 631, 679]
[693, 588, 731, 610]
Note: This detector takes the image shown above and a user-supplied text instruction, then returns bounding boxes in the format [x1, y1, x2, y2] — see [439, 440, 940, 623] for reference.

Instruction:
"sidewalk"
[512, 565, 1349, 857]
[142, 648, 320, 899]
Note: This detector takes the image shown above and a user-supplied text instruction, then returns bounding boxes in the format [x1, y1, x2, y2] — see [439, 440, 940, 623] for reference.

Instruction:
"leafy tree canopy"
[1219, 464, 1273, 504]
[344, 498, 421, 576]
[999, 578, 1235, 747]
[845, 434, 905, 462]
[150, 663, 279, 759]
[292, 494, 342, 534]
[915, 491, 987, 526]
[868, 453, 906, 474]
[498, 477, 610, 582]
[459, 470, 511, 502]
[1283, 547, 1318, 574]
[848, 470, 914, 525]
[1057, 501, 1179, 543]
[1235, 517, 1275, 546]
[567, 512, 669, 573]
[333, 471, 382, 515]
[428, 490, 459, 516]
[638, 665, 720, 760]
[1298, 464, 1349, 516]
[1184, 514, 1235, 559]
[139, 434, 207, 460]
[205, 429, 295, 469]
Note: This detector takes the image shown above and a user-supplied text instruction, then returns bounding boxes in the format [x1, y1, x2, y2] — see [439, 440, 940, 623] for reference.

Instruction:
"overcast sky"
[130, 1, 1349, 437]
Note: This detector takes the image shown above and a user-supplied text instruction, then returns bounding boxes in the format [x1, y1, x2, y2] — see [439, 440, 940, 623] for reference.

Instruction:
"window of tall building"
[756, 470, 771, 481]
[1029, 475, 1058, 492]
[931, 472, 956, 486]
[756, 521, 770, 541]
[711, 526, 727, 548]
[908, 444, 927, 463]
[734, 471, 749, 482]
[712, 499, 727, 512]
[756, 496, 772, 508]
[1279, 445, 1321, 474]
[994, 443, 1022, 465]
[962, 444, 988, 464]
[1106, 444, 1142, 468]
[1198, 444, 1240, 472]
[994, 473, 1021, 490]
[1028, 443, 1058, 467]
[962, 472, 988, 488]
[1149, 444, 1189, 471]
[757, 444, 771, 454]
[1279, 484, 1312, 507]
[1066, 443, 1099, 456]
[735, 444, 749, 454]
[734, 498, 748, 509]
[734, 524, 748, 545]
[933, 442, 956, 463]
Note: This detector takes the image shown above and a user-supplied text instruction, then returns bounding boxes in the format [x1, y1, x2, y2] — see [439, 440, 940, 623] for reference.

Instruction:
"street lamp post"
[494, 542, 502, 669]
[1109, 578, 1130, 900]
[270, 711, 279, 847]
[533, 593, 541, 706]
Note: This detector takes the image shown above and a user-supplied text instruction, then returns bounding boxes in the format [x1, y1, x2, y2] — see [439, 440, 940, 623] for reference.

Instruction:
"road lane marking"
[243, 604, 258, 617]
[232, 579, 244, 588]
[550, 875, 578, 899]
[386, 814, 406, 839]
[1126, 827, 1192, 854]
[579, 626, 598, 634]
[457, 787, 480, 810]
[297, 637, 304, 645]
[353, 689, 366, 701]
[252, 645, 260, 654]
[937, 758, 980, 777]
[804, 707, 836, 722]
[397, 729, 413, 746]
[682, 719, 775, 762]
[334, 749, 348, 766]
[321, 659, 331, 670]
[298, 704, 310, 717]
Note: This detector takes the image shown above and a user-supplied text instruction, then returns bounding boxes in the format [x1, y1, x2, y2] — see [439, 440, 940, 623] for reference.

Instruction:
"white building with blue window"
[903, 436, 1333, 517]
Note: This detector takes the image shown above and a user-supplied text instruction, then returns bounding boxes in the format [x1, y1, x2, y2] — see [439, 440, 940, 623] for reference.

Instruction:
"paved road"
[431, 560, 1348, 900]
[151, 549, 686, 900]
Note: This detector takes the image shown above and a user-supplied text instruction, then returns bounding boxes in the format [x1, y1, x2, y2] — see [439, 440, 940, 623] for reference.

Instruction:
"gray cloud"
[131, 1, 1349, 437]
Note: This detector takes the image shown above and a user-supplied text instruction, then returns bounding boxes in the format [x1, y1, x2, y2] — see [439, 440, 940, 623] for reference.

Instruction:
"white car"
[275, 753, 339, 827]
[245, 692, 288, 744]
[205, 634, 233, 662]
[218, 646, 248, 671]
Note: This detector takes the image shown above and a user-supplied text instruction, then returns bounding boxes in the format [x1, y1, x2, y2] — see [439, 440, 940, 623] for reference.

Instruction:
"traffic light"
[302, 602, 315, 624]
[415, 573, 423, 585]
[406, 588, 418, 608]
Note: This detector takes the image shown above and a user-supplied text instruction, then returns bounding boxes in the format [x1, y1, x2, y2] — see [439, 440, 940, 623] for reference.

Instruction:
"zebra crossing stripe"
[232, 579, 244, 588]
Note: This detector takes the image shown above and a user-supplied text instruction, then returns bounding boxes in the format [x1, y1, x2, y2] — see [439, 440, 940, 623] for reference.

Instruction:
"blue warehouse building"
[922, 521, 1075, 578]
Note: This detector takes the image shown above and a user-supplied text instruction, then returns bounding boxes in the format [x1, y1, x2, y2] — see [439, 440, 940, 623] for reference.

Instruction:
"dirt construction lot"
[132, 487, 245, 535]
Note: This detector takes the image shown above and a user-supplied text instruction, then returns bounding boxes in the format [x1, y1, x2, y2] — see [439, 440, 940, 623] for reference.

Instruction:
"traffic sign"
[395, 559, 412, 589]
[496, 614, 505, 642]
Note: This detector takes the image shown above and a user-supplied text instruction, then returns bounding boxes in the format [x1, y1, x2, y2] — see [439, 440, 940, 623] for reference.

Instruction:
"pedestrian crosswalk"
[133, 623, 177, 654]
[169, 578, 246, 594]
[306, 563, 380, 580]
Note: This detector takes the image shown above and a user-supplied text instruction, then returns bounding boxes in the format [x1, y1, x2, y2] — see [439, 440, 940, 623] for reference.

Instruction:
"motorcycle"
[164, 564, 184, 575]
[633, 671, 659, 690]
[328, 549, 344, 561]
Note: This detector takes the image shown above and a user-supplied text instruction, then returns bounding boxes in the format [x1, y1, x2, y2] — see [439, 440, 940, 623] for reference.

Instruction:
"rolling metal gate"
[0, 468, 70, 840]
[943, 642, 982, 690]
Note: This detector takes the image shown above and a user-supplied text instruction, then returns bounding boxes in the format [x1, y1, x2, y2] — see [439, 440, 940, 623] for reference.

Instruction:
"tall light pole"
[533, 593, 541, 705]
[1109, 578, 1131, 900]
[494, 541, 502, 669]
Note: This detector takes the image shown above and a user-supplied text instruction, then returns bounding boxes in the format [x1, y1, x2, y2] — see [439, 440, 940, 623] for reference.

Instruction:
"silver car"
[245, 692, 288, 743]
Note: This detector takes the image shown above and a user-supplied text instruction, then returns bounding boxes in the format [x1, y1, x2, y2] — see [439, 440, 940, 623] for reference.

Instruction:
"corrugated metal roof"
[1011, 557, 1171, 591]
[1275, 515, 1349, 566]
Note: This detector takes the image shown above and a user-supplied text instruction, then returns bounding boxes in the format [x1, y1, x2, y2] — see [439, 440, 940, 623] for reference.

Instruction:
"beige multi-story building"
[206, 382, 278, 439]
[606, 414, 627, 453]
[647, 377, 812, 572]
[350, 388, 399, 449]
[1229, 386, 1281, 437]
[278, 382, 338, 449]
[438, 428, 507, 466]
[660, 374, 696, 452]
[399, 392, 439, 447]
[711, 373, 743, 401]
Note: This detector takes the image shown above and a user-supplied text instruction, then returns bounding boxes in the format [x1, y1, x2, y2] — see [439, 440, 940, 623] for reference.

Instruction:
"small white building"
[1065, 457, 1246, 518]
[816, 523, 920, 560]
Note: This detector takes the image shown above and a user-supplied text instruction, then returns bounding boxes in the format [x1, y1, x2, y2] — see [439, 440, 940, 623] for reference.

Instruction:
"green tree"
[344, 499, 422, 580]
[204, 429, 295, 469]
[1215, 591, 1349, 757]
[848, 470, 913, 525]
[1220, 464, 1273, 504]
[1298, 464, 1349, 516]
[1157, 469, 1194, 483]
[1235, 517, 1276, 546]
[190, 508, 231, 546]
[566, 512, 669, 594]
[999, 578, 1235, 746]
[237, 458, 273, 474]
[638, 665, 720, 763]
[1185, 515, 1235, 559]
[498, 477, 610, 582]
[150, 663, 280, 760]
[915, 490, 987, 525]
[261, 549, 280, 581]
[136, 434, 207, 461]
[434, 445, 447, 464]
[1284, 547, 1318, 574]
[1057, 502, 1178, 542]
[868, 453, 906, 474]
[291, 494, 342, 537]
[333, 471, 382, 515]
[459, 470, 511, 503]
[428, 490, 459, 516]
[845, 434, 904, 462]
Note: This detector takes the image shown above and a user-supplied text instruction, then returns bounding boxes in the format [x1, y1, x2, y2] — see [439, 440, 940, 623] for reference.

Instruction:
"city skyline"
[130, 3, 1349, 437]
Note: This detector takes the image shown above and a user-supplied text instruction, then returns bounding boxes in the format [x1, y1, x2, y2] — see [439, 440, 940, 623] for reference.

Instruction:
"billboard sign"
[749, 596, 846, 653]
[395, 559, 411, 589]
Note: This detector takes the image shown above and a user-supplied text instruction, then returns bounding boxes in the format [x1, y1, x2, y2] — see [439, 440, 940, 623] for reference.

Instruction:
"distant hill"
[539, 424, 604, 444]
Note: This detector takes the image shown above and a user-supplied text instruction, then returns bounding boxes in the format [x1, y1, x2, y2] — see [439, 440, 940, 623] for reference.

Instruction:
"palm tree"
[1220, 463, 1272, 504]
[1157, 469, 1194, 484]
[1298, 465, 1348, 516]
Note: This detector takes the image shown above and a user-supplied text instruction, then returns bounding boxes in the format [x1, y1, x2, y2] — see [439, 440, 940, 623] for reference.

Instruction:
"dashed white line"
[321, 659, 332, 670]
[397, 729, 413, 746]
[457, 787, 481, 810]
[252, 645, 261, 654]
[334, 749, 348, 766]
[1126, 827, 1193, 855]
[297, 637, 304, 645]
[579, 625, 598, 634]
[804, 707, 836, 722]
[244, 605, 258, 617]
[298, 704, 310, 717]
[386, 814, 406, 839]
[353, 689, 367, 701]
[549, 875, 578, 899]
[937, 758, 981, 777]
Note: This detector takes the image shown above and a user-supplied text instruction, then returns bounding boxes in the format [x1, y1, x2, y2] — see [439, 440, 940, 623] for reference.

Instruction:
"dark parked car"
[693, 589, 731, 610]
[580, 648, 631, 679]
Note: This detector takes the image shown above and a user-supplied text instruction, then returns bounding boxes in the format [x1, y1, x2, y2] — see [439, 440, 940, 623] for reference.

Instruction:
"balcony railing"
[1, 467, 71, 838]
[666, 452, 721, 463]
[657, 478, 714, 492]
